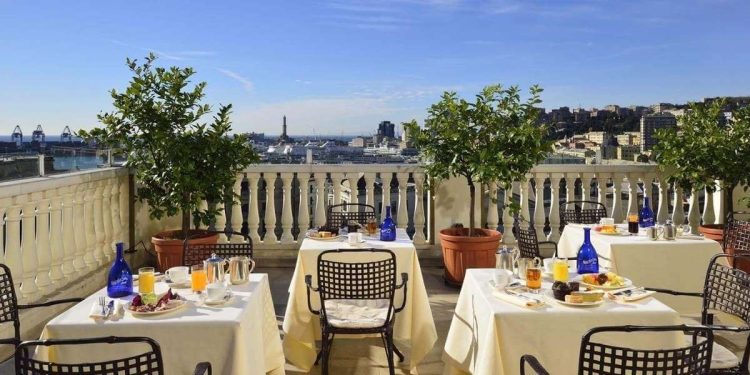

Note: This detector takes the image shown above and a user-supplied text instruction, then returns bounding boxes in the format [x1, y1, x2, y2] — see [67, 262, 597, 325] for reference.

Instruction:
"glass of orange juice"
[191, 264, 207, 293]
[526, 267, 542, 290]
[553, 258, 569, 282]
[138, 267, 155, 295]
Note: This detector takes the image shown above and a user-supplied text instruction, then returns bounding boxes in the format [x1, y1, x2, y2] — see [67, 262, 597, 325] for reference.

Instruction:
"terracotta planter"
[151, 230, 218, 272]
[698, 224, 725, 247]
[439, 228, 502, 286]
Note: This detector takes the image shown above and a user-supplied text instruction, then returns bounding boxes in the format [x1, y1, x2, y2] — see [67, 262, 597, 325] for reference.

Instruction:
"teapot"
[663, 220, 677, 240]
[204, 253, 228, 284]
[229, 256, 256, 285]
[496, 246, 518, 273]
[515, 256, 542, 280]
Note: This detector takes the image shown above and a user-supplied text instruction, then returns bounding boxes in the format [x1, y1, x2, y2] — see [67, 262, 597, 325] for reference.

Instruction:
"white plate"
[204, 291, 233, 306]
[546, 291, 605, 307]
[126, 299, 188, 316]
[576, 275, 633, 290]
[305, 234, 342, 241]
[595, 230, 626, 236]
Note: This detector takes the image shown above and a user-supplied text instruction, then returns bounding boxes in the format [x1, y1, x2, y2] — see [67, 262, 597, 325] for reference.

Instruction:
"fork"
[99, 296, 107, 316]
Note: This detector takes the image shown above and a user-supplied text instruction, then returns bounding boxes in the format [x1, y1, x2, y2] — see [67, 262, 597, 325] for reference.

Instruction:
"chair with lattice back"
[561, 200, 608, 225]
[521, 325, 714, 375]
[724, 217, 750, 271]
[0, 264, 83, 351]
[324, 203, 377, 231]
[516, 224, 559, 259]
[15, 336, 211, 375]
[183, 230, 253, 267]
[305, 249, 408, 375]
[646, 253, 750, 374]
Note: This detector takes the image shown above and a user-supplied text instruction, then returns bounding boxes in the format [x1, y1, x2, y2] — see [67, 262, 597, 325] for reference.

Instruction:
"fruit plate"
[595, 229, 627, 236]
[545, 291, 605, 307]
[305, 234, 342, 241]
[576, 276, 633, 290]
[126, 299, 188, 317]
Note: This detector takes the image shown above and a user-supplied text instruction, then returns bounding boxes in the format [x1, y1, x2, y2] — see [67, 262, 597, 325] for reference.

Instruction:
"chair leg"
[392, 342, 405, 363]
[322, 332, 334, 375]
[385, 332, 396, 375]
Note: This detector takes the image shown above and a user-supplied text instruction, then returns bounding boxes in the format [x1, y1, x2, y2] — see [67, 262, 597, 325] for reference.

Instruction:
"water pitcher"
[204, 253, 228, 284]
[229, 256, 256, 285]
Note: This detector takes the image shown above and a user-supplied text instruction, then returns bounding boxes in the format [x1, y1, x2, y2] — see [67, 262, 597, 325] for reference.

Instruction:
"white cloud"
[217, 69, 254, 92]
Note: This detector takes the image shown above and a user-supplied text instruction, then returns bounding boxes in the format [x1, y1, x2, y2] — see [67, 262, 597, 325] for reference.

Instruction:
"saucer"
[204, 291, 233, 306]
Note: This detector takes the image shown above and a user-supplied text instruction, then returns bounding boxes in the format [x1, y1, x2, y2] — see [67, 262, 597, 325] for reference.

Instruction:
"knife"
[105, 300, 115, 319]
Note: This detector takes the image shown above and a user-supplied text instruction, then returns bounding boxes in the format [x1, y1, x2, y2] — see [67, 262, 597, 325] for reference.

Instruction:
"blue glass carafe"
[380, 206, 396, 241]
[639, 196, 655, 228]
[576, 227, 599, 274]
[107, 242, 133, 298]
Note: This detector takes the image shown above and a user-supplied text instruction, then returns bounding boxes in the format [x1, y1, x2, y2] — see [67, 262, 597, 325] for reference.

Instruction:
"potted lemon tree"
[405, 84, 552, 285]
[79, 54, 259, 271]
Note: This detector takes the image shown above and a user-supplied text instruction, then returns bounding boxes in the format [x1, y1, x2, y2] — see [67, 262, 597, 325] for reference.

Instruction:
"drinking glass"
[526, 267, 542, 290]
[366, 217, 378, 236]
[191, 264, 207, 293]
[627, 213, 639, 235]
[552, 258, 569, 282]
[138, 267, 155, 295]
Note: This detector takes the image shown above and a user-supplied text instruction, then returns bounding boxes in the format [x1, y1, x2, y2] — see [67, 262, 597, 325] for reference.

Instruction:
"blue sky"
[1, 0, 749, 136]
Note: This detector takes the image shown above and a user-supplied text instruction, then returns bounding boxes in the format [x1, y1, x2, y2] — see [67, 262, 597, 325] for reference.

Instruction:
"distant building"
[549, 107, 572, 123]
[616, 133, 633, 146]
[377, 121, 396, 139]
[349, 137, 366, 148]
[651, 103, 675, 113]
[617, 144, 641, 161]
[640, 113, 677, 152]
[573, 108, 590, 123]
[625, 131, 641, 145]
[277, 116, 293, 144]
[585, 131, 610, 145]
[630, 105, 652, 116]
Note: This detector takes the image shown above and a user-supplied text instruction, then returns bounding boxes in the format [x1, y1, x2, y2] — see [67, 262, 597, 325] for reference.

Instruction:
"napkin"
[89, 301, 109, 320]
[492, 290, 545, 309]
[676, 234, 705, 241]
[606, 288, 656, 302]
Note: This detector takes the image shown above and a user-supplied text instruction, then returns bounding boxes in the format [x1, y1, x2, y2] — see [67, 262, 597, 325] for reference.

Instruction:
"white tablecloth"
[39, 274, 285, 375]
[558, 224, 723, 314]
[282, 229, 437, 371]
[443, 269, 683, 375]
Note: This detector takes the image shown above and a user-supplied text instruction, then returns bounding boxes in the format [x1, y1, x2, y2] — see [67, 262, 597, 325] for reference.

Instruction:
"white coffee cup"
[206, 282, 227, 301]
[348, 232, 363, 245]
[166, 266, 189, 284]
[493, 269, 513, 288]
[543, 258, 555, 273]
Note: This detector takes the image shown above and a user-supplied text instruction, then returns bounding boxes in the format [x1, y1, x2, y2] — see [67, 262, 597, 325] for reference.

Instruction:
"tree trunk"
[468, 176, 475, 237]
[181, 210, 191, 240]
[725, 183, 737, 221]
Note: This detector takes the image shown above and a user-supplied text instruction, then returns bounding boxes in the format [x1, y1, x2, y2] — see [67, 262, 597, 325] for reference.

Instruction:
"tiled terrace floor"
[0, 265, 458, 375]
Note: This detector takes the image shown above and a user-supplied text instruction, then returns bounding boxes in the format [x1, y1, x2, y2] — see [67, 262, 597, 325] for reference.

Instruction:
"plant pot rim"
[698, 224, 725, 230]
[439, 228, 502, 241]
[152, 229, 217, 244]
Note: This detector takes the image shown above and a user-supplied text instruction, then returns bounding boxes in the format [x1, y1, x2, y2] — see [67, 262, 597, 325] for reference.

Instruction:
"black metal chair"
[324, 203, 377, 231]
[647, 253, 750, 374]
[520, 325, 714, 375]
[0, 264, 83, 350]
[516, 224, 559, 259]
[183, 230, 253, 267]
[562, 200, 608, 225]
[305, 249, 408, 375]
[15, 336, 211, 375]
[724, 218, 750, 271]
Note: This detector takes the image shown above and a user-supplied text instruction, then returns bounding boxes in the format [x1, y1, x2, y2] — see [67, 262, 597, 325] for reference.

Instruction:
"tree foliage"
[78, 54, 259, 237]
[653, 98, 750, 213]
[404, 84, 553, 233]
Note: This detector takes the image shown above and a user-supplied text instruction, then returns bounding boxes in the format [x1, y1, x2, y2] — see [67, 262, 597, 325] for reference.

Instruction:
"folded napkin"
[606, 288, 656, 302]
[677, 234, 705, 241]
[89, 299, 124, 320]
[492, 290, 545, 309]
[89, 301, 109, 320]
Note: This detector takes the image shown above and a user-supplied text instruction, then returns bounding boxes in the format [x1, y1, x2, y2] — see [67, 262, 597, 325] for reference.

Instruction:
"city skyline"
[1, 0, 750, 135]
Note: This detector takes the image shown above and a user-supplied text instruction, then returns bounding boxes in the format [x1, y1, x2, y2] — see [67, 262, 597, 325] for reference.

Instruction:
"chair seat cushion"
[323, 299, 391, 329]
[688, 335, 740, 370]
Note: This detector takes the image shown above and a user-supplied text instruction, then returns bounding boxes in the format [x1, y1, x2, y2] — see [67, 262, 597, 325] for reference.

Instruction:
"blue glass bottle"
[639, 196, 655, 228]
[107, 242, 133, 298]
[576, 227, 599, 274]
[380, 206, 396, 241]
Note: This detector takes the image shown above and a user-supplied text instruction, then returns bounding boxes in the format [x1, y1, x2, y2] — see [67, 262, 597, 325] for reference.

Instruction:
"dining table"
[442, 268, 684, 375]
[557, 223, 724, 314]
[282, 228, 437, 372]
[37, 273, 285, 375]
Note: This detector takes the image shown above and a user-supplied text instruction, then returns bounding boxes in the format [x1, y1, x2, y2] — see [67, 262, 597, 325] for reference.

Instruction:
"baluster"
[657, 178, 669, 224]
[381, 172, 393, 219]
[596, 174, 606, 211]
[230, 173, 245, 241]
[412, 172, 427, 245]
[364, 173, 376, 209]
[48, 189, 65, 286]
[110, 180, 122, 246]
[102, 180, 114, 262]
[486, 182, 499, 232]
[688, 188, 700, 234]
[61, 187, 77, 279]
[119, 177, 129, 248]
[19, 194, 40, 301]
[33, 192, 53, 296]
[501, 184, 516, 244]
[280, 172, 295, 243]
[331, 173, 344, 205]
[532, 174, 546, 239]
[215, 200, 227, 243]
[626, 173, 638, 216]
[610, 173, 624, 222]
[72, 185, 87, 274]
[562, 174, 576, 221]
[580, 174, 594, 208]
[314, 172, 327, 228]
[4, 200, 24, 302]
[350, 175, 360, 205]
[298, 173, 311, 233]
[672, 184, 686, 225]
[642, 175, 653, 217]
[0, 200, 7, 265]
[247, 173, 262, 245]
[702, 188, 716, 225]
[548, 174, 563, 241]
[263, 173, 278, 244]
[83, 183, 97, 271]
[519, 177, 531, 223]
[397, 173, 409, 229]
[93, 181, 106, 266]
